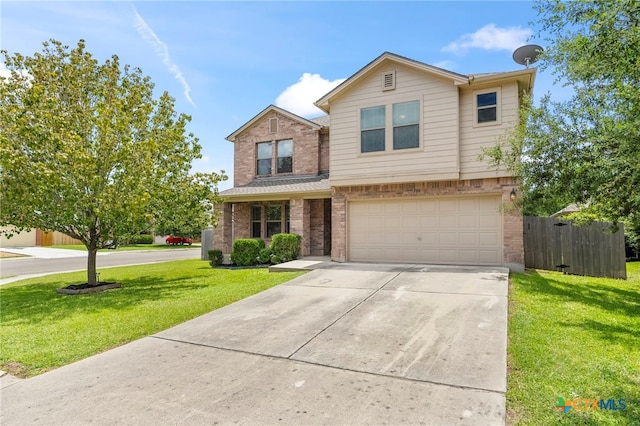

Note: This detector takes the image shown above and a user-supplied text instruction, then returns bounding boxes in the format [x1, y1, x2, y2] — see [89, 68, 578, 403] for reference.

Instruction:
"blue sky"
[1, 1, 560, 190]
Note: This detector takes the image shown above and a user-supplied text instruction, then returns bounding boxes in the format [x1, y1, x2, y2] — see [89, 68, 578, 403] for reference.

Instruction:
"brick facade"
[233, 111, 323, 186]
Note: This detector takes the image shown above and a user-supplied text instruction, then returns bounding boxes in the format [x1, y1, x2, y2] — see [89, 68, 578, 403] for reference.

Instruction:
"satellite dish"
[512, 44, 543, 68]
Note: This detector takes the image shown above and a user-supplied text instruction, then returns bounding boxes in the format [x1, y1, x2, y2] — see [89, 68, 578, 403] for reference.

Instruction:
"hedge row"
[208, 233, 302, 267]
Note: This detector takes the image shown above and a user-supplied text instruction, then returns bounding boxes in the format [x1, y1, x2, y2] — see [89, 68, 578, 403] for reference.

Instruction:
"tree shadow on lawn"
[0, 266, 260, 326]
[513, 270, 640, 318]
[557, 319, 638, 351]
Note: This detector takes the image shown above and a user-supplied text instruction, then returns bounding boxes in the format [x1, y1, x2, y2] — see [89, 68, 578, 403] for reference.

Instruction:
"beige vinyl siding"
[329, 63, 460, 186]
[459, 82, 519, 180]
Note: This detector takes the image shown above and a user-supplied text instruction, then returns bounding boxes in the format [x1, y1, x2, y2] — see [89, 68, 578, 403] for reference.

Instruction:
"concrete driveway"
[0, 262, 509, 425]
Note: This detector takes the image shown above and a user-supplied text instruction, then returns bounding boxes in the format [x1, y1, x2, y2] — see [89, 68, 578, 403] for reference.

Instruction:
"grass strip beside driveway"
[507, 262, 640, 425]
[0, 259, 303, 378]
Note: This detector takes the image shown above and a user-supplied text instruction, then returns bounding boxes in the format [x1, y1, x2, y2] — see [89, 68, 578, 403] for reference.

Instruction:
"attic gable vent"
[382, 70, 396, 91]
[269, 118, 278, 133]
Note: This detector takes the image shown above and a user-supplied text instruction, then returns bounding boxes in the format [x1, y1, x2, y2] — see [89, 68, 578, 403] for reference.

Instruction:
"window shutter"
[382, 71, 396, 91]
[269, 118, 278, 133]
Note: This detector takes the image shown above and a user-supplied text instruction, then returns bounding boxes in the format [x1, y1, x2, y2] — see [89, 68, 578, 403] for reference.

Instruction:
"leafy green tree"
[0, 39, 226, 285]
[483, 0, 639, 231]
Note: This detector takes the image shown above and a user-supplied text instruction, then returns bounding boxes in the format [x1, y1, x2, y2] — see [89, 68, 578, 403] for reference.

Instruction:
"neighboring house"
[216, 52, 536, 270]
[0, 227, 81, 247]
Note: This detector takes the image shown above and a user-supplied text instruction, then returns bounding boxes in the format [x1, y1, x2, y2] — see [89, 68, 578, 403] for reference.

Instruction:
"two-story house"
[215, 52, 535, 270]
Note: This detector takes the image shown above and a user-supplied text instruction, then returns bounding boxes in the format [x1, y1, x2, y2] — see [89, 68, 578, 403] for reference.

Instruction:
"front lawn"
[507, 262, 640, 425]
[0, 259, 303, 378]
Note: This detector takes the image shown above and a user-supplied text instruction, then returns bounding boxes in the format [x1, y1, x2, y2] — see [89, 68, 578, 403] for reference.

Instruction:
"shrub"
[207, 249, 224, 267]
[130, 234, 153, 244]
[270, 233, 302, 263]
[254, 238, 266, 250]
[230, 239, 262, 266]
[258, 248, 272, 264]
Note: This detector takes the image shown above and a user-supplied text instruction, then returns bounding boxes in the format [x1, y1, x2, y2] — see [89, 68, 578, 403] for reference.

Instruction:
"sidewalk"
[0, 246, 104, 259]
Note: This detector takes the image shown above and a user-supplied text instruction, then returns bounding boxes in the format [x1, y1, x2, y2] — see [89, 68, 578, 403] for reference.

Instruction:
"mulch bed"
[213, 264, 270, 270]
[56, 282, 122, 295]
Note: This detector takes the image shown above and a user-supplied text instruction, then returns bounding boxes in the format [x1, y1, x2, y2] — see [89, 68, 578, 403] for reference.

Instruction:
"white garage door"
[348, 196, 503, 265]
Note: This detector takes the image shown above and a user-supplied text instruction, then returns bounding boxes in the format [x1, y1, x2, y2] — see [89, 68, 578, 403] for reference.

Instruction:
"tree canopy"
[483, 0, 639, 232]
[0, 39, 226, 285]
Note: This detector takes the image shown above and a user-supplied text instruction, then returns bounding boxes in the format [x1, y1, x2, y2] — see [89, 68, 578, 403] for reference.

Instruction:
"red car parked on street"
[165, 236, 193, 245]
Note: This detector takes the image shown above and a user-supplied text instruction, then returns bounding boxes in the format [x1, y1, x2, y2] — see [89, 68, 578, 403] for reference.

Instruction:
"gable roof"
[226, 104, 325, 142]
[315, 52, 468, 112]
[314, 51, 536, 113]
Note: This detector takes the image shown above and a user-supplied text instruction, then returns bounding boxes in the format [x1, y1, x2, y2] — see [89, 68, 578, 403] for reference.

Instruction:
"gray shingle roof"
[221, 174, 330, 198]
[309, 115, 330, 127]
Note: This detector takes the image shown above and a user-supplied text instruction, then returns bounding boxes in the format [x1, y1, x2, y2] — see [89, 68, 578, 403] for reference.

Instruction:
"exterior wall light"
[510, 188, 517, 201]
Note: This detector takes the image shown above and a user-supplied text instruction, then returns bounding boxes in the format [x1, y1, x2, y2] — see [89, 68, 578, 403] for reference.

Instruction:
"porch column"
[331, 190, 347, 262]
[213, 202, 233, 254]
[290, 197, 311, 256]
[502, 185, 524, 272]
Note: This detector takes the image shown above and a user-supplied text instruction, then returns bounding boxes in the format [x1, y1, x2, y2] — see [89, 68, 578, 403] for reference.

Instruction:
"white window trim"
[473, 87, 501, 127]
[358, 100, 422, 155]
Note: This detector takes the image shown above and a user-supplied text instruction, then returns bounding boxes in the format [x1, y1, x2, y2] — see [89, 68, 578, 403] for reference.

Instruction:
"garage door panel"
[459, 215, 479, 228]
[439, 216, 457, 228]
[348, 196, 503, 265]
[479, 214, 499, 228]
[459, 232, 478, 245]
[479, 232, 498, 246]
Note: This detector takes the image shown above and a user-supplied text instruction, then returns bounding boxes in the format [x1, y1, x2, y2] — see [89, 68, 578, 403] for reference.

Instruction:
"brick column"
[502, 185, 524, 272]
[213, 203, 233, 254]
[331, 190, 347, 262]
[290, 198, 311, 256]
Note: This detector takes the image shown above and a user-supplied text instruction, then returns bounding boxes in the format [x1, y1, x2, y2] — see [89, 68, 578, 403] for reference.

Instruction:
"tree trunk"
[87, 248, 98, 286]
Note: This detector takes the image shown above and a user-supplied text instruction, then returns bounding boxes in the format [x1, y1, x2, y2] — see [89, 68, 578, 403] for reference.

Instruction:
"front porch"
[214, 198, 331, 257]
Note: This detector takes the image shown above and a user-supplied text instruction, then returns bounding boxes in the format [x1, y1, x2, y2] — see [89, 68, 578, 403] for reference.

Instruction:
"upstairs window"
[256, 142, 272, 176]
[475, 89, 500, 125]
[277, 139, 293, 174]
[360, 106, 385, 153]
[392, 101, 419, 149]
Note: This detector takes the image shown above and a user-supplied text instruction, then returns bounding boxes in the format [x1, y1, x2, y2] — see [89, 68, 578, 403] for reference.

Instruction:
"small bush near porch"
[226, 234, 302, 267]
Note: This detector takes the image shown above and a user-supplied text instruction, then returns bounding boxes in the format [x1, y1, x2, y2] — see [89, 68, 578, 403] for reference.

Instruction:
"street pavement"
[0, 261, 509, 425]
[0, 247, 200, 285]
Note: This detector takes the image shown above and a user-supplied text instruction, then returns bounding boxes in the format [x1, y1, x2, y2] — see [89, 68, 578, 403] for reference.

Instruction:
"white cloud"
[431, 60, 455, 70]
[132, 7, 195, 107]
[0, 63, 11, 79]
[275, 73, 345, 117]
[442, 24, 532, 54]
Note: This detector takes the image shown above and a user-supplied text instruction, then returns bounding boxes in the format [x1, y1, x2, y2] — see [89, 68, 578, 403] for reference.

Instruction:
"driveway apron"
[1, 263, 509, 425]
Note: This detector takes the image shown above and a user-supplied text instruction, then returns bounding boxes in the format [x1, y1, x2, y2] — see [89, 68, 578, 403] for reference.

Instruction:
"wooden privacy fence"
[524, 216, 626, 279]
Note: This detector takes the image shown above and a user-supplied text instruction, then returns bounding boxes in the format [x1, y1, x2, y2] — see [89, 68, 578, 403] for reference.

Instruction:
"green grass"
[50, 244, 198, 251]
[507, 262, 640, 425]
[0, 259, 303, 378]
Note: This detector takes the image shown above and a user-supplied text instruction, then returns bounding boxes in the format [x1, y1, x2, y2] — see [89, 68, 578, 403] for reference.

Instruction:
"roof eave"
[462, 67, 537, 91]
[221, 188, 332, 202]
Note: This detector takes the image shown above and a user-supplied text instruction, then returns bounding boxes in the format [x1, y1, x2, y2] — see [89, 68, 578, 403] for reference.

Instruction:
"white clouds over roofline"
[132, 7, 195, 107]
[275, 73, 346, 118]
[442, 24, 533, 54]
